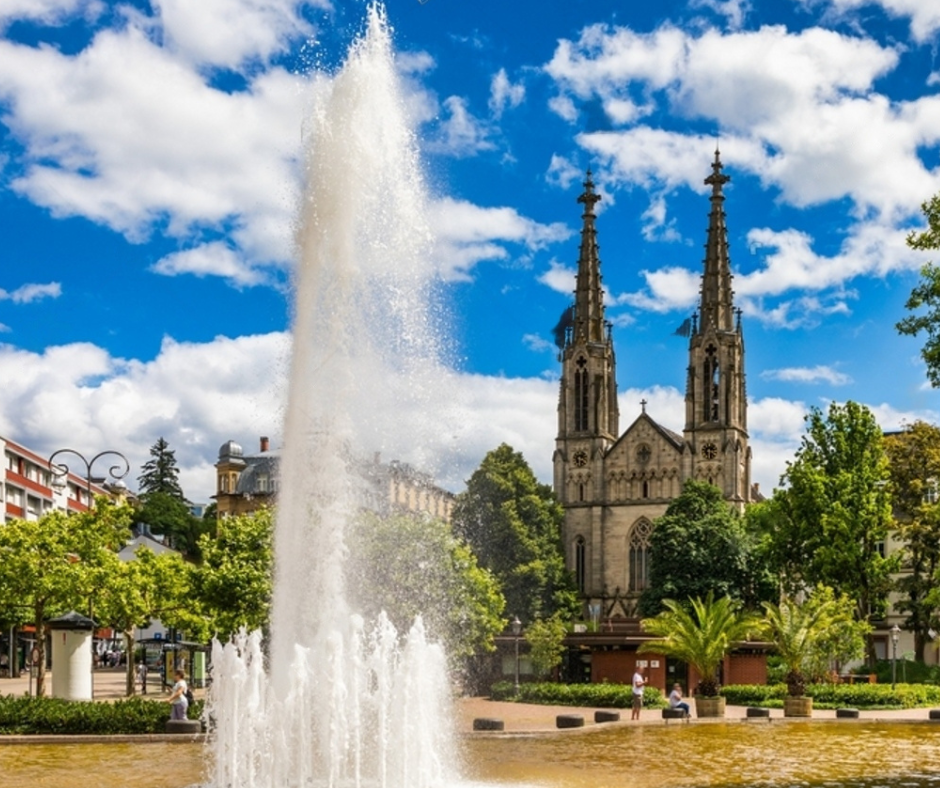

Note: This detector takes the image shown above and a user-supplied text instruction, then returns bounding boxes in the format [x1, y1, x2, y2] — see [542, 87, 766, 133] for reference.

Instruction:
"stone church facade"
[553, 151, 754, 622]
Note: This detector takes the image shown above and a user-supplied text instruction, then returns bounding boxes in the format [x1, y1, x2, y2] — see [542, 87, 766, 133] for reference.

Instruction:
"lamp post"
[47, 448, 129, 697]
[511, 616, 522, 695]
[891, 624, 901, 690]
[48, 448, 130, 507]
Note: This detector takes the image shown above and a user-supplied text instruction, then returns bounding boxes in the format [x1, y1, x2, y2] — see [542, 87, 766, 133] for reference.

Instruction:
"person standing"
[631, 669, 646, 720]
[166, 669, 188, 720]
[136, 661, 148, 695]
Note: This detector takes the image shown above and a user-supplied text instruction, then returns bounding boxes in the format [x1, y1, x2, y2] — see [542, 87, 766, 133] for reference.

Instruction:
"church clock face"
[572, 450, 589, 467]
[701, 442, 718, 460]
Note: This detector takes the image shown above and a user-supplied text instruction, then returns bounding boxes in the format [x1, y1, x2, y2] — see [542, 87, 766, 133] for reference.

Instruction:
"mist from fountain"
[207, 6, 457, 787]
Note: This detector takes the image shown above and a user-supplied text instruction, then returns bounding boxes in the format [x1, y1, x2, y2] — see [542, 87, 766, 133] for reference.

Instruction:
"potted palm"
[761, 587, 865, 718]
[639, 592, 759, 718]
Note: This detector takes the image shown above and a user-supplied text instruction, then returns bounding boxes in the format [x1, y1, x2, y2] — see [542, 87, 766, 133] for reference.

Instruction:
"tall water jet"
[208, 6, 457, 787]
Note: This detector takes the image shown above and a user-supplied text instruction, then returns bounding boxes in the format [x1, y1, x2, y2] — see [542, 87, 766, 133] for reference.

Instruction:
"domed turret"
[218, 440, 243, 461]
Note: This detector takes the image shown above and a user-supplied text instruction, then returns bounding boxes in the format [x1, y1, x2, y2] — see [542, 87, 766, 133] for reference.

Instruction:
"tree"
[524, 616, 568, 679]
[97, 548, 192, 695]
[451, 444, 579, 626]
[346, 512, 505, 660]
[190, 508, 274, 641]
[884, 421, 940, 660]
[638, 480, 774, 617]
[897, 195, 940, 387]
[774, 401, 899, 661]
[135, 492, 210, 557]
[138, 437, 184, 498]
[761, 586, 867, 697]
[0, 501, 133, 695]
[639, 592, 759, 696]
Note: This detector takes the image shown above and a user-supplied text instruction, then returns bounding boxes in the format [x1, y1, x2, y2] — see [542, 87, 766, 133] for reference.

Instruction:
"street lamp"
[511, 616, 522, 695]
[48, 448, 130, 507]
[891, 624, 901, 690]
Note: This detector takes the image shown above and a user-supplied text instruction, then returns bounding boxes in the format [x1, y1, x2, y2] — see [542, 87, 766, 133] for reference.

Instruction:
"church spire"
[574, 170, 606, 343]
[699, 148, 735, 333]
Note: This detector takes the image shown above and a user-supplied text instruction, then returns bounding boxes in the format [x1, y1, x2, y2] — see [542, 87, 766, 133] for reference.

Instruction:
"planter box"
[784, 696, 813, 718]
[694, 696, 726, 718]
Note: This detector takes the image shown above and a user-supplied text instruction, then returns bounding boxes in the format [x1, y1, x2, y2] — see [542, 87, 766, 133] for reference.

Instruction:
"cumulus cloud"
[0, 0, 103, 27]
[430, 197, 572, 280]
[0, 21, 304, 280]
[425, 96, 496, 157]
[0, 282, 61, 303]
[804, 0, 940, 42]
[151, 243, 269, 287]
[761, 365, 853, 385]
[152, 0, 321, 70]
[538, 260, 576, 294]
[489, 68, 525, 118]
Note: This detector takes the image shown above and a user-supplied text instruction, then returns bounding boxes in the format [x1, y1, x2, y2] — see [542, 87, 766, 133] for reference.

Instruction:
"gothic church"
[553, 150, 753, 621]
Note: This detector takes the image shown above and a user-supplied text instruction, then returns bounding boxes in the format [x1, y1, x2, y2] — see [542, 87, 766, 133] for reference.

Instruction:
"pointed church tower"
[683, 149, 752, 505]
[554, 171, 619, 505]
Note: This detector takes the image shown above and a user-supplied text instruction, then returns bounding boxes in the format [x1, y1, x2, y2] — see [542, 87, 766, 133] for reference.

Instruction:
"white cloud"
[151, 243, 268, 287]
[761, 365, 853, 385]
[690, 0, 751, 29]
[0, 0, 103, 27]
[538, 260, 576, 294]
[616, 265, 701, 312]
[546, 154, 583, 189]
[523, 333, 554, 354]
[430, 197, 572, 280]
[489, 68, 525, 118]
[805, 0, 940, 42]
[152, 0, 321, 70]
[426, 95, 496, 157]
[0, 24, 304, 276]
[0, 281, 61, 303]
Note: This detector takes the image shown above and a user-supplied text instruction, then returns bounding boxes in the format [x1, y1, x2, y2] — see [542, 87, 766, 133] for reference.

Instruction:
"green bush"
[489, 681, 667, 709]
[0, 694, 205, 735]
[720, 682, 940, 710]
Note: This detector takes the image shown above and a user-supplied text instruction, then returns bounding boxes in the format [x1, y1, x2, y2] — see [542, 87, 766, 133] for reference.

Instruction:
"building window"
[575, 536, 586, 592]
[642, 480, 649, 499]
[628, 518, 653, 592]
[574, 363, 589, 432]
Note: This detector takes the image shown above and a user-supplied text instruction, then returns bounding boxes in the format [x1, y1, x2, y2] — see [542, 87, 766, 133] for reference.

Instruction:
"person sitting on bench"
[669, 683, 691, 717]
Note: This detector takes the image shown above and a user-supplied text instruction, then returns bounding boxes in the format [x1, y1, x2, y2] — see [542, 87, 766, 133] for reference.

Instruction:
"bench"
[556, 714, 584, 729]
[662, 708, 688, 722]
[594, 710, 621, 723]
[745, 707, 770, 718]
[472, 718, 504, 731]
[835, 708, 859, 719]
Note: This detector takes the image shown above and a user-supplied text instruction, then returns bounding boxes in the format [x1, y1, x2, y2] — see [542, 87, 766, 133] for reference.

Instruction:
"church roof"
[611, 410, 686, 453]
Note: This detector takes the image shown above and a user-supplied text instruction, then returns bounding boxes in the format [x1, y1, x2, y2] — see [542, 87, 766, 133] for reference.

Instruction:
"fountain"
[4, 7, 940, 788]
[207, 5, 456, 788]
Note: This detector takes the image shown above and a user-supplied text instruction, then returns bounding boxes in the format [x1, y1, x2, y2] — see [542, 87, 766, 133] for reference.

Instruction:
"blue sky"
[2, 0, 940, 502]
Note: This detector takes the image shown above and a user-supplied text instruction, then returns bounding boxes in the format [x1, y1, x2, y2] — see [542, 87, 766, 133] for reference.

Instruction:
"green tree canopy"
[138, 437, 184, 498]
[0, 500, 133, 695]
[639, 592, 759, 696]
[190, 508, 274, 641]
[638, 480, 774, 617]
[897, 195, 940, 387]
[884, 420, 940, 660]
[451, 444, 579, 625]
[773, 401, 898, 660]
[135, 492, 209, 558]
[346, 512, 505, 660]
[523, 615, 568, 680]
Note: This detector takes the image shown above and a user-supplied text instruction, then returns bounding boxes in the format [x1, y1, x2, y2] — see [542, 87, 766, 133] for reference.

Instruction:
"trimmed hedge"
[721, 682, 940, 710]
[0, 694, 205, 735]
[490, 681, 667, 709]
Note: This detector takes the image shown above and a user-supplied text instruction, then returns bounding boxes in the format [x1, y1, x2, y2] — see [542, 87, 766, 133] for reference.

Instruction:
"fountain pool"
[2, 722, 939, 788]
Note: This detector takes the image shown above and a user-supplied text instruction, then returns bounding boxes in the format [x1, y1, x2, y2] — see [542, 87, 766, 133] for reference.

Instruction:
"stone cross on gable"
[640, 398, 647, 413]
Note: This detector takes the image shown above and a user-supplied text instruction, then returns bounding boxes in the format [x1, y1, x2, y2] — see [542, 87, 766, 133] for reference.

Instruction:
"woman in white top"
[167, 669, 189, 720]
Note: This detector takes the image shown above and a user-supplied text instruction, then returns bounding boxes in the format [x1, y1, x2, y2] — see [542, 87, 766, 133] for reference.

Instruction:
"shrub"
[489, 681, 666, 709]
[719, 682, 940, 710]
[0, 694, 205, 735]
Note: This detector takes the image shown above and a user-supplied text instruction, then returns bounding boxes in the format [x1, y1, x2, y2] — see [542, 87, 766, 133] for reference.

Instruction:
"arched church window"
[642, 480, 649, 499]
[575, 536, 586, 592]
[574, 357, 589, 431]
[704, 345, 720, 422]
[629, 519, 653, 592]
[578, 483, 585, 502]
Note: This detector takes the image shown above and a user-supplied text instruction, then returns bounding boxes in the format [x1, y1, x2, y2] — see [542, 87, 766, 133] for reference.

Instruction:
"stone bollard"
[835, 708, 859, 719]
[556, 714, 584, 729]
[472, 718, 505, 731]
[594, 710, 621, 723]
[165, 719, 202, 735]
[746, 707, 771, 719]
[929, 710, 940, 721]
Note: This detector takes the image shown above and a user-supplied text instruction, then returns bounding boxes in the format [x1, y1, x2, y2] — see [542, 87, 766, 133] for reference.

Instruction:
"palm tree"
[639, 592, 759, 696]
[761, 588, 863, 697]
